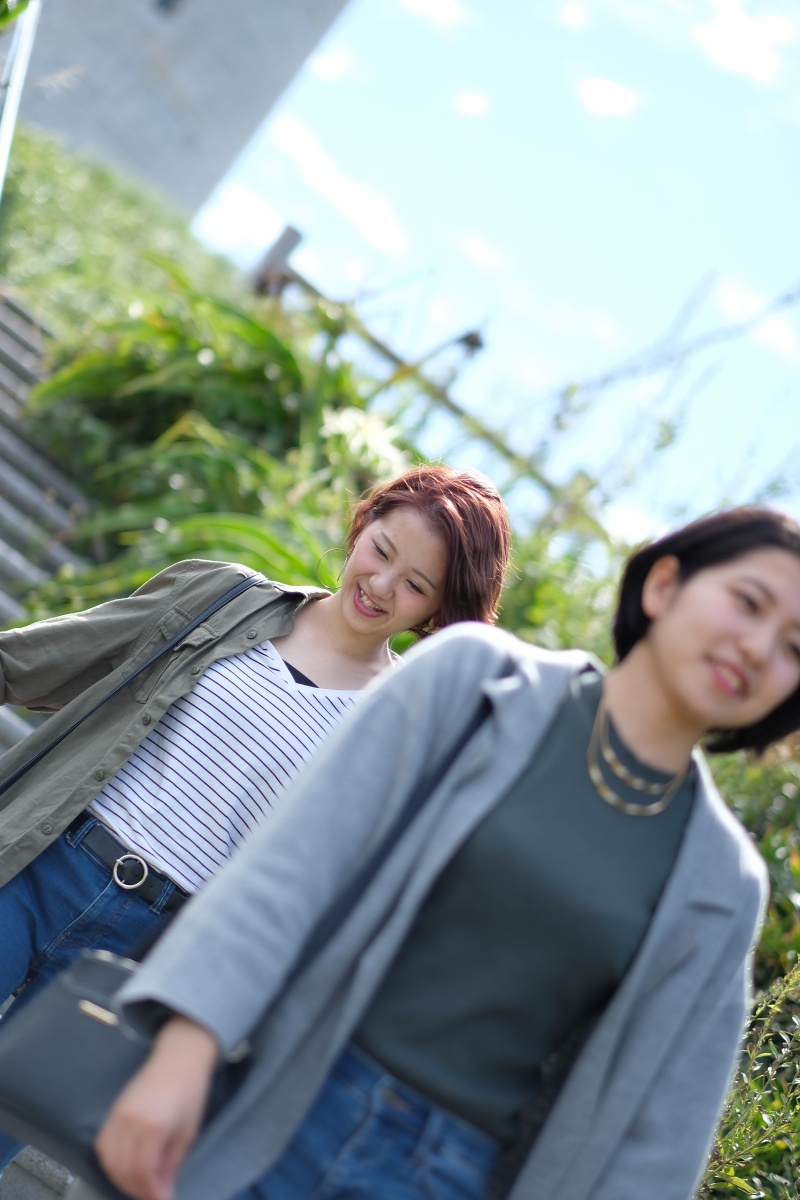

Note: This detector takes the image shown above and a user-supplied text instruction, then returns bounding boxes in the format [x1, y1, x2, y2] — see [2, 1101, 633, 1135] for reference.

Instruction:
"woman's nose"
[740, 621, 777, 665]
[369, 567, 394, 599]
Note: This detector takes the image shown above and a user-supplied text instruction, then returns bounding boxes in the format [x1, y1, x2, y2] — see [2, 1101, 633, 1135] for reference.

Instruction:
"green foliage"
[30, 261, 307, 467]
[0, 125, 237, 338]
[500, 528, 616, 662]
[698, 967, 800, 1199]
[0, 0, 28, 29]
[19, 252, 414, 583]
[712, 749, 800, 990]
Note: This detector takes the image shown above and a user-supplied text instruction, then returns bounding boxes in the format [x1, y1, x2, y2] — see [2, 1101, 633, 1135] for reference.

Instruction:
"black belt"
[68, 814, 189, 917]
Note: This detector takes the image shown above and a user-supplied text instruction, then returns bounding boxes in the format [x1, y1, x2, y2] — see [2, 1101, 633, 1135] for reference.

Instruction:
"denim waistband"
[333, 1043, 499, 1167]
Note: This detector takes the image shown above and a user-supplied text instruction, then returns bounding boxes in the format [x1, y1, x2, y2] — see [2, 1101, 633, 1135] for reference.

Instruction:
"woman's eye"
[735, 591, 758, 612]
[408, 580, 423, 595]
[374, 543, 388, 559]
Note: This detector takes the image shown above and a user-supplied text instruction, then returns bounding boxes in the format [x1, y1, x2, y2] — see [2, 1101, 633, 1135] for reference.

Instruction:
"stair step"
[0, 586, 24, 623]
[0, 460, 76, 535]
[0, 492, 82, 572]
[0, 294, 52, 342]
[0, 537, 49, 588]
[0, 327, 43, 388]
[0, 304, 46, 359]
[0, 425, 87, 515]
[0, 1149, 72, 1200]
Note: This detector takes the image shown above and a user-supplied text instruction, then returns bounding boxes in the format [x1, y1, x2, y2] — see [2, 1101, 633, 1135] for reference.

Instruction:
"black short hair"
[612, 507, 800, 754]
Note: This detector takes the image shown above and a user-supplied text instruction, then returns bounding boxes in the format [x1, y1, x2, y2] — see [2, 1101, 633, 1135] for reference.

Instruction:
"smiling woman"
[270, 464, 509, 688]
[0, 463, 510, 1179]
[612, 507, 800, 753]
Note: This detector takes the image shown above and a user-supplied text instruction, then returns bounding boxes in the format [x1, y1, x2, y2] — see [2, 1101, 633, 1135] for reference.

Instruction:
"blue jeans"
[237, 1044, 499, 1200]
[0, 813, 183, 1171]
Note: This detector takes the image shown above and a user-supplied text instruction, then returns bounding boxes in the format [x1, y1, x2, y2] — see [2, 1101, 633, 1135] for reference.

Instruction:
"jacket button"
[191, 665, 201, 675]
[246, 630, 257, 640]
[142, 714, 151, 725]
[94, 769, 105, 781]
[41, 822, 53, 835]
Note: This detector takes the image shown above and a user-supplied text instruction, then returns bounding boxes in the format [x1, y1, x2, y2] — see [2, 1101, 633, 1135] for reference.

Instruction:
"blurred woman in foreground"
[96, 507, 800, 1200]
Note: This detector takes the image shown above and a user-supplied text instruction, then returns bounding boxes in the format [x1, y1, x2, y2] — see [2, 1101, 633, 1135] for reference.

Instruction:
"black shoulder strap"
[0, 573, 265, 799]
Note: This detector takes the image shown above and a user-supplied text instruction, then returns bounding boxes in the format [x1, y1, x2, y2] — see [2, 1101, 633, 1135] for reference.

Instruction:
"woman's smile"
[354, 585, 386, 617]
[707, 656, 749, 699]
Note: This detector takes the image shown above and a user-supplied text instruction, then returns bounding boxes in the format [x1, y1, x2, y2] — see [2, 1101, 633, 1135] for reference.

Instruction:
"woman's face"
[339, 506, 447, 640]
[641, 547, 800, 737]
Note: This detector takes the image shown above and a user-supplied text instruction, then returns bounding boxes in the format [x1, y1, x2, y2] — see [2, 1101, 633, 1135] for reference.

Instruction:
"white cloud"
[399, 0, 465, 26]
[714, 276, 763, 321]
[342, 256, 370, 285]
[715, 277, 797, 360]
[605, 503, 663, 545]
[511, 357, 551, 390]
[308, 47, 354, 83]
[456, 232, 507, 273]
[191, 183, 282, 265]
[692, 1, 794, 85]
[561, 3, 590, 30]
[426, 297, 459, 328]
[585, 312, 623, 348]
[500, 283, 623, 347]
[269, 115, 409, 256]
[577, 76, 641, 117]
[453, 90, 490, 116]
[545, 302, 623, 346]
[291, 245, 322, 279]
[754, 314, 797, 359]
[502, 281, 538, 317]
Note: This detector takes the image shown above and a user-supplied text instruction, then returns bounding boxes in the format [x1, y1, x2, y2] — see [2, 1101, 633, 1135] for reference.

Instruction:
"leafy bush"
[698, 966, 800, 1198]
[0, 1, 29, 30]
[0, 125, 237, 338]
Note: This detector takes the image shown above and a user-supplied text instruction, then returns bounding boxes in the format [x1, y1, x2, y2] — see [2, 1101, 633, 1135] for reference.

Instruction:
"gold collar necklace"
[587, 697, 690, 817]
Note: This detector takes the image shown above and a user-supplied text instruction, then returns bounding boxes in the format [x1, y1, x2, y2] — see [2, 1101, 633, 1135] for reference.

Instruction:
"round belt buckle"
[113, 853, 149, 890]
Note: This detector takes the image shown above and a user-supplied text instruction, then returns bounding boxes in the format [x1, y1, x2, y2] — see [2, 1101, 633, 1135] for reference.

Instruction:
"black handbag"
[0, 676, 493, 1198]
[0, 949, 238, 1200]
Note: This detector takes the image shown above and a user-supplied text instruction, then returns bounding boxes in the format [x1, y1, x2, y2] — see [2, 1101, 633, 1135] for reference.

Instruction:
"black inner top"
[283, 661, 318, 688]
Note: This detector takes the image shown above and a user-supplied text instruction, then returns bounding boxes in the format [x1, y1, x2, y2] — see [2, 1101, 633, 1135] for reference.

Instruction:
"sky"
[193, 0, 800, 539]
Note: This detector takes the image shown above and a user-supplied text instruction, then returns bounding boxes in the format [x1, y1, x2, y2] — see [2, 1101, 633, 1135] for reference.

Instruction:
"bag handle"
[0, 573, 265, 799]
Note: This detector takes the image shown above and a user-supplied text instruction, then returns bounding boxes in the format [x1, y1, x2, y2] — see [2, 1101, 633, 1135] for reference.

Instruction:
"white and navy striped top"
[90, 641, 359, 893]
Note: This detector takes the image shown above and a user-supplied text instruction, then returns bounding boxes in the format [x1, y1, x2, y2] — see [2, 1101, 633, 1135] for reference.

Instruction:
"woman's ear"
[641, 555, 682, 621]
[416, 614, 439, 636]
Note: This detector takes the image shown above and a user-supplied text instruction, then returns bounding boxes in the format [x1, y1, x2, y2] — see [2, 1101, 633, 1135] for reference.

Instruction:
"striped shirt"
[90, 641, 359, 893]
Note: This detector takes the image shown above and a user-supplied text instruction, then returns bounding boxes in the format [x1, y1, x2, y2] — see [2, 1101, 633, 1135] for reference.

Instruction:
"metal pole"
[0, 0, 42, 206]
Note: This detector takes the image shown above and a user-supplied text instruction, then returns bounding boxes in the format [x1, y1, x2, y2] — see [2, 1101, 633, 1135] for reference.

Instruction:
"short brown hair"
[346, 464, 510, 632]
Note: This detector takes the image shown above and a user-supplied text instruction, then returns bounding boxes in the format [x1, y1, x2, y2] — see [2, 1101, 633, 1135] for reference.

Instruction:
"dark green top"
[355, 669, 696, 1143]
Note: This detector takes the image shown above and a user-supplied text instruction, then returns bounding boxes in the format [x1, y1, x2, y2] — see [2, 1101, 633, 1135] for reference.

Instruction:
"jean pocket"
[419, 1142, 494, 1200]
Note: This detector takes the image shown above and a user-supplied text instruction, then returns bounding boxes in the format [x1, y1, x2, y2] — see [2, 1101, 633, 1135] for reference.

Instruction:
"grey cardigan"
[121, 622, 768, 1200]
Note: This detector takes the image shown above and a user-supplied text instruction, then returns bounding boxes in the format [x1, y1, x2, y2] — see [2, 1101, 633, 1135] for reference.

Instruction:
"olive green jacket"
[0, 560, 325, 885]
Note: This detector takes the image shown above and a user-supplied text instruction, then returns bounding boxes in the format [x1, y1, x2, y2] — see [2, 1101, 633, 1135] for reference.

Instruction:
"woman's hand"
[94, 1016, 220, 1200]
